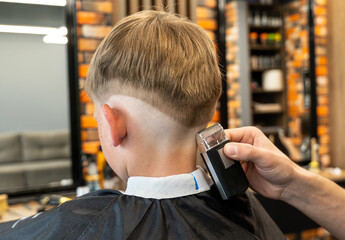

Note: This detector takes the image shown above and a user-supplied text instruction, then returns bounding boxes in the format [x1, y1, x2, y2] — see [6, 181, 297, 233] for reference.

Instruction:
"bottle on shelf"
[309, 138, 320, 173]
[274, 32, 282, 46]
[248, 10, 254, 25]
[261, 11, 268, 26]
[249, 32, 281, 46]
[254, 10, 261, 26]
[267, 33, 275, 45]
[259, 32, 268, 45]
[97, 146, 106, 188]
[103, 163, 116, 189]
[250, 32, 259, 44]
[251, 53, 281, 70]
[248, 7, 282, 27]
[246, 1, 286, 131]
[260, 0, 273, 4]
[86, 156, 101, 192]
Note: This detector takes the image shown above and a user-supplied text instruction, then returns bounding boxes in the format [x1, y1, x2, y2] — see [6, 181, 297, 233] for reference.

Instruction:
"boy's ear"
[101, 104, 127, 147]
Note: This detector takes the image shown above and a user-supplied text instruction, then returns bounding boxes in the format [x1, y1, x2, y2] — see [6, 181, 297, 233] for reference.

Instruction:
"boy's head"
[86, 10, 221, 127]
[85, 10, 222, 180]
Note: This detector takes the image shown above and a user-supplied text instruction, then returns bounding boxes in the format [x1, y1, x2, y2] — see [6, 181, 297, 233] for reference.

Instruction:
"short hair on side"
[85, 10, 222, 127]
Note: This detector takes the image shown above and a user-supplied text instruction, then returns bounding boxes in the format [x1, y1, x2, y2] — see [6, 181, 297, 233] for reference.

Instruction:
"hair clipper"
[196, 123, 249, 200]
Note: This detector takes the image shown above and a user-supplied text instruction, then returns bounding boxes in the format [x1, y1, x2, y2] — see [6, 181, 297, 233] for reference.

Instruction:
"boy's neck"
[126, 133, 198, 178]
[104, 95, 206, 179]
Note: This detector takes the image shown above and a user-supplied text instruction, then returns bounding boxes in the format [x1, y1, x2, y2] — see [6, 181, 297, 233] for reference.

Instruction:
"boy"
[0, 10, 284, 239]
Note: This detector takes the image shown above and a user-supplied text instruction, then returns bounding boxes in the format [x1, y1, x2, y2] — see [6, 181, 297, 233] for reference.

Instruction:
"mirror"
[0, 0, 82, 196]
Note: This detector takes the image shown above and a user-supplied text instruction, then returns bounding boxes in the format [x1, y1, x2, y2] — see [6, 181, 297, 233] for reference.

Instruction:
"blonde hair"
[85, 10, 221, 127]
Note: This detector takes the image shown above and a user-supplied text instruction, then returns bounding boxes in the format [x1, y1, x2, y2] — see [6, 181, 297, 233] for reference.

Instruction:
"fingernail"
[225, 144, 237, 156]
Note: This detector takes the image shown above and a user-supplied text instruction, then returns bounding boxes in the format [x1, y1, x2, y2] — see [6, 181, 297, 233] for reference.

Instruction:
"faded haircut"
[85, 10, 222, 127]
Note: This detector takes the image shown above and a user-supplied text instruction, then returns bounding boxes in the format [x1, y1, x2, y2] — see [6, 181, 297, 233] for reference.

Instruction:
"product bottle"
[260, 32, 268, 45]
[309, 138, 320, 173]
[86, 157, 101, 192]
[261, 11, 268, 26]
[249, 32, 258, 45]
[267, 12, 272, 26]
[267, 33, 275, 45]
[248, 9, 253, 25]
[254, 10, 261, 26]
[103, 163, 116, 189]
[97, 146, 106, 188]
[274, 33, 282, 46]
[251, 55, 258, 69]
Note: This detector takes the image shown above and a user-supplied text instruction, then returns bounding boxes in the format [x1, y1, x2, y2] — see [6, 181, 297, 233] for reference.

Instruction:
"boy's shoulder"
[0, 188, 284, 240]
[80, 188, 122, 198]
[0, 189, 123, 239]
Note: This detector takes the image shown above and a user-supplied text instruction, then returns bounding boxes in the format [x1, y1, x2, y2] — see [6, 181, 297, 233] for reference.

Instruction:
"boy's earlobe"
[101, 104, 127, 147]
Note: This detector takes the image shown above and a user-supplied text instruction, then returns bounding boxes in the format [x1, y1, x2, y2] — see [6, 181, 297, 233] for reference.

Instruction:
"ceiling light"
[43, 35, 68, 44]
[0, 0, 66, 6]
[0, 25, 67, 35]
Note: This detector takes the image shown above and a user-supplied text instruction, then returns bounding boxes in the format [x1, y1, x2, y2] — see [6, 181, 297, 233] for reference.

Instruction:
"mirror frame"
[308, 0, 318, 141]
[7, 0, 83, 200]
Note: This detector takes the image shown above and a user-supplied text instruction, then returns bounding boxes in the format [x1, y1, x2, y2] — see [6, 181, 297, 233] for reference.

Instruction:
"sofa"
[0, 130, 72, 192]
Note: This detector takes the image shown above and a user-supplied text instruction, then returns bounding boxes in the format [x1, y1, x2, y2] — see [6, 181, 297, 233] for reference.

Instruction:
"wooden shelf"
[250, 44, 281, 51]
[252, 89, 283, 94]
[234, 1, 287, 131]
[251, 67, 281, 72]
[259, 126, 285, 134]
[248, 2, 277, 8]
[249, 25, 281, 30]
[254, 110, 284, 115]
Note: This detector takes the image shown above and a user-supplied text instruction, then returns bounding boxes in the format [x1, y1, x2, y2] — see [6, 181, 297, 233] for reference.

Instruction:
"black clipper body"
[196, 124, 249, 200]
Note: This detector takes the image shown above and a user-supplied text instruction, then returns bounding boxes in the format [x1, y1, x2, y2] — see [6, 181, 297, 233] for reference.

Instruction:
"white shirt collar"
[124, 167, 213, 199]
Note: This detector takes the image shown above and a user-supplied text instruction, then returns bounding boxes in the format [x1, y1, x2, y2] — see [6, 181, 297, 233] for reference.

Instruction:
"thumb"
[224, 142, 266, 164]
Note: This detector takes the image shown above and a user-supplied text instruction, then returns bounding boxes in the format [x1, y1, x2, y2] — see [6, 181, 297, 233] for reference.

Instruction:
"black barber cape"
[0, 187, 285, 240]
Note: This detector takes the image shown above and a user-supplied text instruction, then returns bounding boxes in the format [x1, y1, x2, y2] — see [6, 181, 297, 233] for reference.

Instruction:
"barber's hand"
[224, 127, 300, 200]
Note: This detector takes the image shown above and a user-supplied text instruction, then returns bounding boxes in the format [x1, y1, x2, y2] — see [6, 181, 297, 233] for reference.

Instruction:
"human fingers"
[225, 127, 279, 151]
[224, 127, 258, 144]
[224, 141, 294, 180]
[224, 142, 269, 164]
